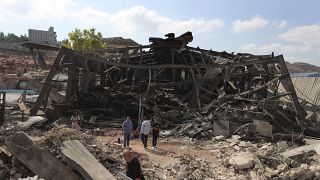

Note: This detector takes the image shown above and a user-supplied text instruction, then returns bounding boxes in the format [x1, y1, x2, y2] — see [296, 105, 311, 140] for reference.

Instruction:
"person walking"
[152, 121, 160, 150]
[140, 118, 151, 150]
[122, 116, 133, 147]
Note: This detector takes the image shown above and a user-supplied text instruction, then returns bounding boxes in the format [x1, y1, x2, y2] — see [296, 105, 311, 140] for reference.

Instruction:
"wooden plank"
[72, 53, 281, 70]
[30, 48, 65, 115]
[5, 132, 80, 180]
[278, 55, 307, 124]
[61, 140, 116, 180]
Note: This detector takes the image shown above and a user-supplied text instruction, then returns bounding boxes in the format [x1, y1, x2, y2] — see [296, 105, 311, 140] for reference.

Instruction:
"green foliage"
[0, 31, 28, 42]
[62, 28, 106, 51]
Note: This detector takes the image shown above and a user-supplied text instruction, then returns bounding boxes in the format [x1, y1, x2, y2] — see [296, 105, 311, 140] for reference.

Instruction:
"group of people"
[121, 116, 160, 180]
[122, 116, 160, 150]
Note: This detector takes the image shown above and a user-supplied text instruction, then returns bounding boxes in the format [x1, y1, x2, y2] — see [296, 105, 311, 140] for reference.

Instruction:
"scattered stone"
[289, 168, 315, 180]
[281, 144, 317, 163]
[226, 138, 240, 144]
[277, 164, 289, 173]
[249, 171, 260, 180]
[238, 141, 251, 147]
[228, 152, 254, 170]
[214, 135, 225, 141]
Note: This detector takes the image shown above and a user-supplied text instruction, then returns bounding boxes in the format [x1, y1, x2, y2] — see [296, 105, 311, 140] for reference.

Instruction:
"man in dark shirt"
[123, 149, 145, 180]
[152, 121, 160, 150]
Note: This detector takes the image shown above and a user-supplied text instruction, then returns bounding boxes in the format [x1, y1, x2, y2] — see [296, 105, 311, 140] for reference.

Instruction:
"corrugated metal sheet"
[278, 77, 320, 106]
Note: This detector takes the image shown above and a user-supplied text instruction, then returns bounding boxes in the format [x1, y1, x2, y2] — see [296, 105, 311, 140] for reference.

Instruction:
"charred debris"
[20, 32, 320, 139]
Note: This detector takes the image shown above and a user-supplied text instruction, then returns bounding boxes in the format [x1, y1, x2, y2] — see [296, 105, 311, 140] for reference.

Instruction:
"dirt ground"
[96, 129, 219, 168]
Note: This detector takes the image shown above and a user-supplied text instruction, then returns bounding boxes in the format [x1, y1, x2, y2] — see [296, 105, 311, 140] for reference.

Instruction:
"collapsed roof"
[22, 32, 320, 138]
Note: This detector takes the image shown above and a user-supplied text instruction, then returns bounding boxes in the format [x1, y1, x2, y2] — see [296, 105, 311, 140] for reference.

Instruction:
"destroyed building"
[19, 31, 320, 139]
[1, 32, 320, 179]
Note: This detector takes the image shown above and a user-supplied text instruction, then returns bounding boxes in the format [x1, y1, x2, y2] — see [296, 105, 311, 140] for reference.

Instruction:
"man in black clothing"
[123, 149, 145, 180]
[152, 121, 160, 150]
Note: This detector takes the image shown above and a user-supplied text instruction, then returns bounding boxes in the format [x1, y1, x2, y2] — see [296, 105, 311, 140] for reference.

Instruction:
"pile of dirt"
[0, 52, 34, 74]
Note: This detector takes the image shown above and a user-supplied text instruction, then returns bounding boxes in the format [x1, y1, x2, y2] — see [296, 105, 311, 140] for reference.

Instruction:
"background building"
[28, 27, 57, 45]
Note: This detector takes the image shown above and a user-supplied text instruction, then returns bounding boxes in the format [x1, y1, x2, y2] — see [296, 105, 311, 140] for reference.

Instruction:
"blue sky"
[1, 0, 320, 65]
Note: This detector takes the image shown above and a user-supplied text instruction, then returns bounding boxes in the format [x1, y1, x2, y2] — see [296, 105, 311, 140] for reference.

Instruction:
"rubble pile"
[170, 155, 214, 179]
[0, 52, 34, 74]
[1, 32, 320, 179]
[35, 126, 96, 156]
[20, 31, 320, 141]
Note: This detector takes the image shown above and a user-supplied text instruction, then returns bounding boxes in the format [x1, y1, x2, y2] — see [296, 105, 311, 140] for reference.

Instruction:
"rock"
[233, 145, 240, 151]
[176, 171, 187, 180]
[281, 144, 316, 163]
[226, 138, 240, 144]
[238, 141, 251, 147]
[249, 171, 260, 180]
[265, 167, 279, 178]
[314, 144, 320, 155]
[302, 171, 315, 179]
[228, 152, 254, 170]
[289, 168, 315, 180]
[300, 164, 309, 169]
[214, 135, 225, 141]
[277, 141, 288, 152]
[289, 168, 305, 180]
[277, 164, 289, 173]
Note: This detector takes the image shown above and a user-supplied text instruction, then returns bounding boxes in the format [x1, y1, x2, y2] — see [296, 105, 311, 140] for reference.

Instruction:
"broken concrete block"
[281, 144, 317, 163]
[61, 140, 116, 180]
[238, 141, 251, 147]
[289, 168, 315, 180]
[253, 120, 273, 137]
[5, 132, 80, 180]
[228, 152, 254, 170]
[16, 116, 47, 129]
[214, 135, 225, 141]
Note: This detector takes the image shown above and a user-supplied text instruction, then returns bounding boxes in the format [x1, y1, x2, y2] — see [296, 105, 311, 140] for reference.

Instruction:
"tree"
[0, 31, 28, 42]
[0, 32, 4, 40]
[62, 28, 106, 51]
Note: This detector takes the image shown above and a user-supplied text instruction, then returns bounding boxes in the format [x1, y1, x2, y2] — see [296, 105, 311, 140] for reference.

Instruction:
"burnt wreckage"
[22, 32, 320, 138]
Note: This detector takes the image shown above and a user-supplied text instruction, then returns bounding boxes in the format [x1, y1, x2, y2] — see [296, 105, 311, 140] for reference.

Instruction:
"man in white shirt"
[140, 118, 151, 150]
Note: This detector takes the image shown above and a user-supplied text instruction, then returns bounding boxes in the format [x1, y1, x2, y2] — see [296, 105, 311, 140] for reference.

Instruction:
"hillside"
[286, 61, 320, 73]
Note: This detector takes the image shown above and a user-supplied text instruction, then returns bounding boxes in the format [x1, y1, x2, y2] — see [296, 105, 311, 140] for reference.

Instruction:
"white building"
[28, 27, 57, 45]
